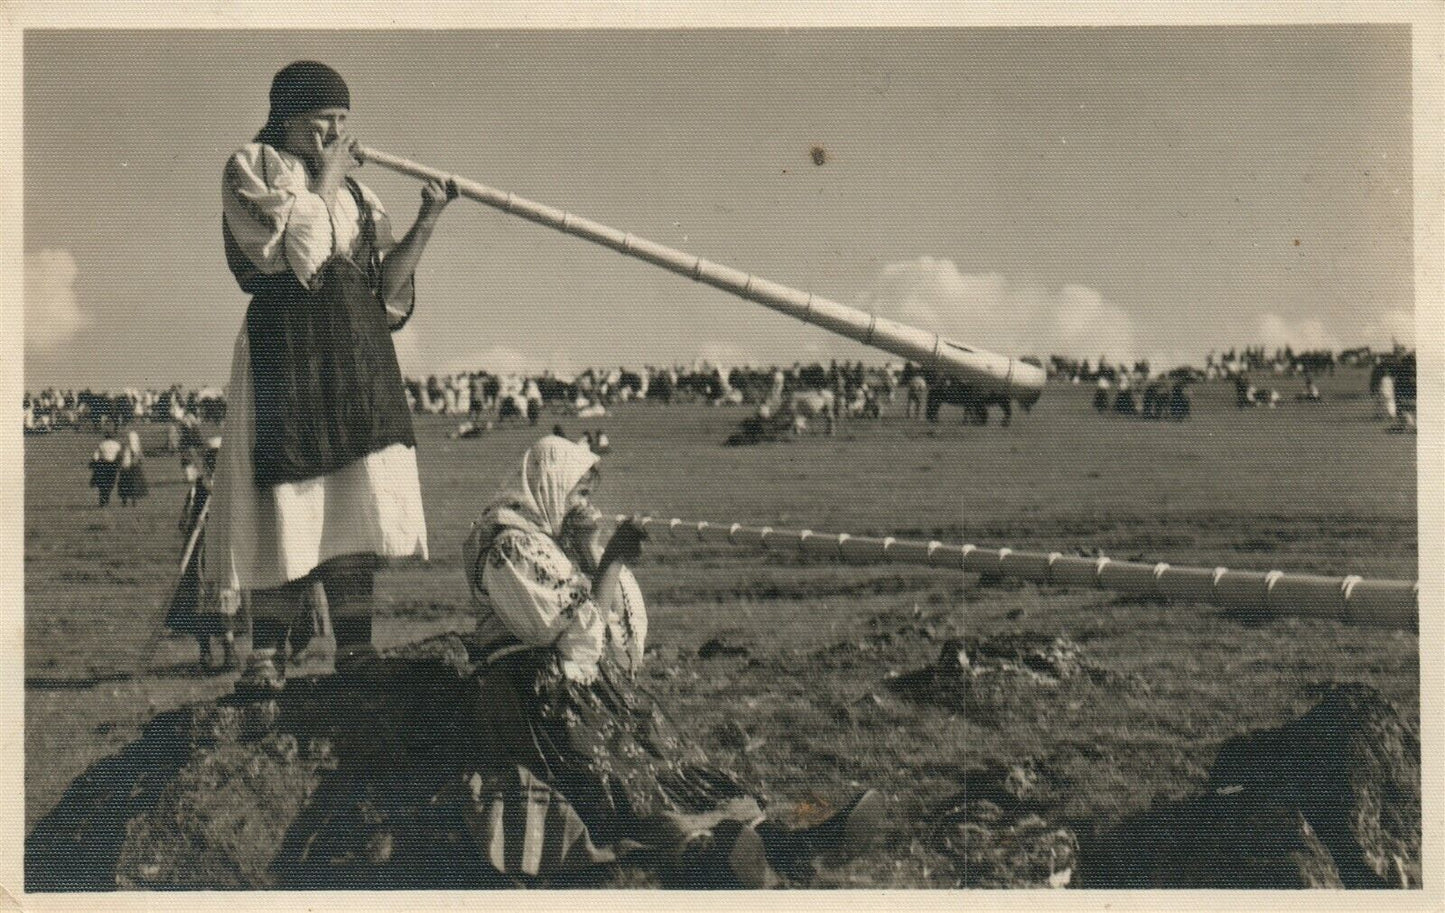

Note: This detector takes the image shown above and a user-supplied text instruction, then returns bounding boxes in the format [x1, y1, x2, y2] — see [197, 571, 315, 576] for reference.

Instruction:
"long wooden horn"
[615, 515, 1418, 631]
[359, 145, 1046, 404]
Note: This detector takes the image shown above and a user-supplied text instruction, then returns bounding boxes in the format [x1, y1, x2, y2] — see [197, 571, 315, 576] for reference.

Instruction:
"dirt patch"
[50, 635, 519, 890]
[1081, 683, 1420, 888]
[26, 709, 193, 891]
[931, 759, 1077, 888]
[886, 632, 1148, 724]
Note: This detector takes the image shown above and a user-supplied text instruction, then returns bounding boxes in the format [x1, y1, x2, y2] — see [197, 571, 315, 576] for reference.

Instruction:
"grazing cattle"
[925, 377, 1012, 426]
[760, 388, 837, 435]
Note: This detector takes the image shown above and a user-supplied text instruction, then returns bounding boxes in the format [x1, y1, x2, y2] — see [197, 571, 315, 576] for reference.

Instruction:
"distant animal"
[925, 377, 1012, 426]
[498, 393, 527, 422]
[785, 389, 837, 434]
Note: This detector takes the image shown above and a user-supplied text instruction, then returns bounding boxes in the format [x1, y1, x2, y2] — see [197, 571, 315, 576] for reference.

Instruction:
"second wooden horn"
[359, 145, 1046, 404]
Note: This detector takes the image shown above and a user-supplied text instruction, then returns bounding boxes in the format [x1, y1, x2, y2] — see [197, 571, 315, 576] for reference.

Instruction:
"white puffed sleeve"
[355, 182, 416, 326]
[222, 143, 336, 288]
[479, 530, 606, 682]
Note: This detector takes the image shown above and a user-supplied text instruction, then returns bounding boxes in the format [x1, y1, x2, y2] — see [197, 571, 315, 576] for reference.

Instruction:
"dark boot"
[758, 789, 885, 872]
[236, 617, 289, 694]
[678, 820, 777, 889]
[332, 615, 379, 676]
[324, 558, 380, 676]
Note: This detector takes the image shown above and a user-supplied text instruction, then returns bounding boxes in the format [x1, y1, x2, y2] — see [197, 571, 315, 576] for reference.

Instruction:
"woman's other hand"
[419, 177, 460, 225]
[600, 518, 648, 571]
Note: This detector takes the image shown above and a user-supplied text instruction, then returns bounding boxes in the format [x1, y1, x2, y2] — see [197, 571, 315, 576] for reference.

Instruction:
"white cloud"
[1360, 308, 1414, 349]
[441, 345, 579, 378]
[1254, 313, 1341, 352]
[696, 342, 752, 370]
[24, 248, 89, 351]
[858, 257, 1138, 363]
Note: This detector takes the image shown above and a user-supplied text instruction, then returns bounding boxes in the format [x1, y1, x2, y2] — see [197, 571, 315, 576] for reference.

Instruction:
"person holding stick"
[166, 438, 240, 671]
[459, 436, 882, 886]
[206, 61, 457, 692]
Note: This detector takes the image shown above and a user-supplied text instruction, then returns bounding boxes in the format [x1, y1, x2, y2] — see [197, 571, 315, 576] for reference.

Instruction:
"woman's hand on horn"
[314, 131, 362, 199]
[419, 177, 460, 224]
[598, 518, 648, 573]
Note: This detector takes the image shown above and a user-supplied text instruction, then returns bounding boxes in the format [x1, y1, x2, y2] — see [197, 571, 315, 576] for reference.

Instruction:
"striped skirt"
[460, 647, 763, 877]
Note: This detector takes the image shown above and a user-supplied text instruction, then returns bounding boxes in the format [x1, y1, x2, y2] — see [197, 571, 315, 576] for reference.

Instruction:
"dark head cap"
[267, 61, 350, 123]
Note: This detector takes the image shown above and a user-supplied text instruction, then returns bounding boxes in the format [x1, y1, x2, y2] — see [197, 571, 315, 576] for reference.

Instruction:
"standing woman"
[117, 429, 149, 507]
[206, 61, 457, 691]
[89, 430, 123, 507]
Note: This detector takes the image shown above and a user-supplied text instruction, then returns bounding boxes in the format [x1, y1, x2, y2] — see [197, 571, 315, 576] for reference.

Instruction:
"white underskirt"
[203, 326, 428, 591]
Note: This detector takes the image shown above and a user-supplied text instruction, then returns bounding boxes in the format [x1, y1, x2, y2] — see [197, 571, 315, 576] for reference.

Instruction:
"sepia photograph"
[5, 2, 1440, 906]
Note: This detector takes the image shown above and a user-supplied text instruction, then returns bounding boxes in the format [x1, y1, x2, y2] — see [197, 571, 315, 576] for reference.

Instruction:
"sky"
[21, 25, 1415, 387]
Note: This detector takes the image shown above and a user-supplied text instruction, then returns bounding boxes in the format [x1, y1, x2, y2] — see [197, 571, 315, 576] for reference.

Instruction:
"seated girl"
[460, 435, 881, 886]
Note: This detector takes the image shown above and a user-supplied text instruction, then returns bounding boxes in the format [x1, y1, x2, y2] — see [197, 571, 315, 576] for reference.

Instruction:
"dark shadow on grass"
[26, 660, 220, 691]
[25, 709, 193, 891]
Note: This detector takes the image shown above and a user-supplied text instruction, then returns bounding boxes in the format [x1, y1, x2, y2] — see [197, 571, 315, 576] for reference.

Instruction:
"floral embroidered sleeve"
[479, 529, 606, 682]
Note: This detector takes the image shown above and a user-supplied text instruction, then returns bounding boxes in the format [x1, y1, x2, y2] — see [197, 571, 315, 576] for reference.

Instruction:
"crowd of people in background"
[27, 342, 1417, 447]
[25, 384, 226, 436]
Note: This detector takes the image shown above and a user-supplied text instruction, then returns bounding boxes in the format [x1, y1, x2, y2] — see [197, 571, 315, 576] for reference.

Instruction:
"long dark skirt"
[469, 648, 754, 849]
[117, 463, 148, 503]
[89, 461, 118, 503]
[165, 533, 229, 639]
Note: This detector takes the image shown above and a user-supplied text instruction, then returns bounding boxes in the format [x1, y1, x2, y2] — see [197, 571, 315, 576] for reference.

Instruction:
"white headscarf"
[464, 436, 600, 569]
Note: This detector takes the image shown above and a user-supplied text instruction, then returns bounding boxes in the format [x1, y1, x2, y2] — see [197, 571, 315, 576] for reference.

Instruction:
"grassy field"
[24, 367, 1419, 888]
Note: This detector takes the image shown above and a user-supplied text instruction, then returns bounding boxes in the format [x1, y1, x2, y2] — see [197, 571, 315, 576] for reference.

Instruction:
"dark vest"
[223, 177, 416, 487]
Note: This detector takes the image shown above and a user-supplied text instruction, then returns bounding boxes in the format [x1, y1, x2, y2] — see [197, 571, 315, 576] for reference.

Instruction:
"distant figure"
[1093, 377, 1111, 413]
[89, 431, 123, 507]
[117, 429, 149, 507]
[1141, 380, 1165, 420]
[167, 439, 240, 671]
[1113, 386, 1138, 416]
[499, 393, 527, 422]
[1168, 381, 1191, 421]
[1300, 373, 1322, 403]
[1234, 374, 1252, 409]
[1376, 370, 1397, 421]
[908, 374, 930, 420]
